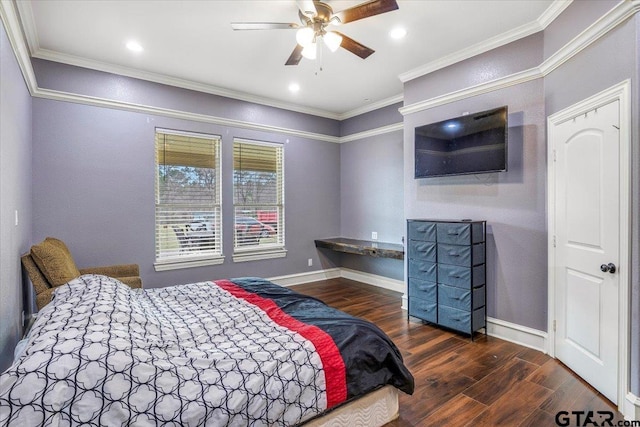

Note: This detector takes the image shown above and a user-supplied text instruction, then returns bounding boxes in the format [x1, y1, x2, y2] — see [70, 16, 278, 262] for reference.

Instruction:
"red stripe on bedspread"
[215, 279, 347, 408]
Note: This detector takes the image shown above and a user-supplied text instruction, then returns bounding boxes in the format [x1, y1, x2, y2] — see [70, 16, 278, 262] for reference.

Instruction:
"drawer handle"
[447, 231, 460, 235]
[448, 251, 460, 257]
[418, 285, 431, 291]
[449, 273, 461, 278]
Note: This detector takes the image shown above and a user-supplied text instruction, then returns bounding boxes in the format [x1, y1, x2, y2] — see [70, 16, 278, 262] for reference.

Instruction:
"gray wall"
[339, 130, 404, 280]
[30, 59, 406, 288]
[32, 96, 341, 289]
[32, 59, 341, 138]
[0, 20, 33, 371]
[404, 78, 547, 331]
[339, 102, 403, 136]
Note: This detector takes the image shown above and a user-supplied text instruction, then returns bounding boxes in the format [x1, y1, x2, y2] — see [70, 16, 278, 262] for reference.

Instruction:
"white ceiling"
[17, 0, 563, 119]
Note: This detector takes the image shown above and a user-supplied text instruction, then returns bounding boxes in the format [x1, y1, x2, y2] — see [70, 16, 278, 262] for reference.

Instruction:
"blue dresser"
[407, 219, 486, 336]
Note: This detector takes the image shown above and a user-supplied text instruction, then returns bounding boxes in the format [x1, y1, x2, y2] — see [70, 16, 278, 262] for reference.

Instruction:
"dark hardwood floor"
[291, 278, 625, 426]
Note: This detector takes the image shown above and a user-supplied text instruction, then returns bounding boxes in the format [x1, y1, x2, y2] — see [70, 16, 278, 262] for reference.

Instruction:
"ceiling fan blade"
[285, 44, 304, 65]
[296, 0, 317, 17]
[333, 32, 374, 59]
[334, 0, 399, 24]
[231, 22, 299, 30]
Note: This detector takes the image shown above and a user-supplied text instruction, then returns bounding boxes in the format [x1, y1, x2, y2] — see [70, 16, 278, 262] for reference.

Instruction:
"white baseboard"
[485, 316, 547, 353]
[269, 268, 547, 354]
[269, 267, 405, 294]
[624, 392, 640, 421]
[268, 268, 341, 287]
[338, 268, 405, 294]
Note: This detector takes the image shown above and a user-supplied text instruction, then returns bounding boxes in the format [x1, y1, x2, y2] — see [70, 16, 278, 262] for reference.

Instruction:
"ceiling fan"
[231, 0, 399, 66]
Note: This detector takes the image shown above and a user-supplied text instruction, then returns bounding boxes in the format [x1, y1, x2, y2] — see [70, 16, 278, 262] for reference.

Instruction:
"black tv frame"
[414, 106, 508, 179]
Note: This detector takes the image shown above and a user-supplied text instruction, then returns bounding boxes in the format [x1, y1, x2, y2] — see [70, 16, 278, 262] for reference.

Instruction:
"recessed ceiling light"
[288, 83, 300, 93]
[389, 28, 407, 40]
[126, 41, 144, 53]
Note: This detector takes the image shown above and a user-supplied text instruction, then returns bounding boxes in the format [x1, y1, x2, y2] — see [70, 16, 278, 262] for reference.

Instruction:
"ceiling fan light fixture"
[323, 31, 342, 52]
[296, 27, 315, 47]
[301, 42, 317, 60]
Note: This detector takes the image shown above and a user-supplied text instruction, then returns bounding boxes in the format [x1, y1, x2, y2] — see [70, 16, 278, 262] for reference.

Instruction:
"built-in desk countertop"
[314, 237, 404, 260]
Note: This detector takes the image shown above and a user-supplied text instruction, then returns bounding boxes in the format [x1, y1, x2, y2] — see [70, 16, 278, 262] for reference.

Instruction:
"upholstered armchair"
[22, 237, 142, 310]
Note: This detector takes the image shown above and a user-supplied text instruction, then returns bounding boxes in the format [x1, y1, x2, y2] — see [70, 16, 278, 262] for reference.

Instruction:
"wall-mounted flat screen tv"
[414, 106, 508, 178]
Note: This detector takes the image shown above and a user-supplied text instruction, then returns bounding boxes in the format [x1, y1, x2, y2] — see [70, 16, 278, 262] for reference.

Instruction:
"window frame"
[232, 138, 286, 263]
[153, 128, 224, 271]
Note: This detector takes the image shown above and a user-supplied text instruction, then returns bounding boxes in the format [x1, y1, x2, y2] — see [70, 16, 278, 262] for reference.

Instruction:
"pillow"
[30, 237, 81, 287]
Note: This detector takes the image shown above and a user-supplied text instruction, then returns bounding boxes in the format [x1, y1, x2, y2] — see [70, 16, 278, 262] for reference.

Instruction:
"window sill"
[233, 248, 287, 263]
[154, 254, 225, 271]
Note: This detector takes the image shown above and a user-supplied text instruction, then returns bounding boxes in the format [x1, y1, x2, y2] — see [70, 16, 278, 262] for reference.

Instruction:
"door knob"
[600, 263, 617, 274]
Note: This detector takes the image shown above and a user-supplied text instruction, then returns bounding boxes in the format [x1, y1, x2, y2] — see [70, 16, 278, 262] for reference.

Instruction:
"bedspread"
[0, 275, 413, 426]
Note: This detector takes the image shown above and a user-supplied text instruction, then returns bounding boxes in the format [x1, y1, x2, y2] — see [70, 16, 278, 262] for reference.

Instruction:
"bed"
[0, 275, 414, 426]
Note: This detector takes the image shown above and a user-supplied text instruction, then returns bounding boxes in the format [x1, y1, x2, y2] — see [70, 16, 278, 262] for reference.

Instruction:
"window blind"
[233, 139, 284, 251]
[155, 129, 222, 263]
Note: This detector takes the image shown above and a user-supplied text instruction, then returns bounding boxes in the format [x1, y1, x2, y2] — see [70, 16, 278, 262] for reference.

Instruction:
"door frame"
[547, 79, 631, 411]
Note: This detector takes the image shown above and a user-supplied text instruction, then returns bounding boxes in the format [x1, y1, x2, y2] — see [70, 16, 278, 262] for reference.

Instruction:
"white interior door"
[552, 99, 620, 403]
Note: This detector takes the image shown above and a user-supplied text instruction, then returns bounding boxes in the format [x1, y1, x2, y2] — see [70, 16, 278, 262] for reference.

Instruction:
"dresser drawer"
[438, 284, 485, 311]
[408, 221, 437, 242]
[409, 298, 437, 323]
[437, 243, 485, 267]
[438, 305, 486, 333]
[409, 278, 437, 302]
[436, 222, 484, 245]
[408, 259, 437, 282]
[409, 240, 436, 262]
[437, 264, 485, 289]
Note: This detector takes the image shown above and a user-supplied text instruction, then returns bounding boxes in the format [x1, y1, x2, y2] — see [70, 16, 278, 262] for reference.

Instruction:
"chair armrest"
[119, 276, 143, 289]
[35, 288, 56, 311]
[79, 263, 140, 277]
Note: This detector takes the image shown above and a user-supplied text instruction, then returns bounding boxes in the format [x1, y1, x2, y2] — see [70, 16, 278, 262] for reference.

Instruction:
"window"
[233, 139, 285, 261]
[154, 129, 222, 270]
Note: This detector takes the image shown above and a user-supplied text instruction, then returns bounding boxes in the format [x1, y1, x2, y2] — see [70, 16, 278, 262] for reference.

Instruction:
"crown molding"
[537, 0, 573, 28]
[398, 20, 544, 84]
[540, 0, 639, 76]
[398, 0, 573, 83]
[337, 94, 404, 120]
[400, 0, 638, 116]
[399, 67, 542, 116]
[339, 122, 403, 143]
[2, 0, 397, 145]
[0, 0, 37, 94]
[31, 48, 344, 121]
[29, 44, 407, 122]
[14, 0, 402, 121]
[32, 86, 341, 143]
[15, 0, 343, 121]
[32, 84, 400, 144]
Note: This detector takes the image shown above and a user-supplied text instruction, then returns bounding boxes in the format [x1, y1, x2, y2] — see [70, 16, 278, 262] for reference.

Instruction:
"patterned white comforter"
[0, 275, 328, 426]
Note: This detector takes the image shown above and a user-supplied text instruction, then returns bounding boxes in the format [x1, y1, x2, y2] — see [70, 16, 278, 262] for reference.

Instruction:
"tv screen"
[414, 106, 508, 178]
